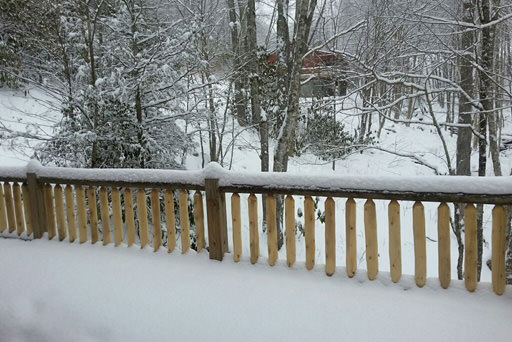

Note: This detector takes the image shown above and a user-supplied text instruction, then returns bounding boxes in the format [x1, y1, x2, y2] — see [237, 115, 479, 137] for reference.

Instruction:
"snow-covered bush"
[295, 99, 357, 160]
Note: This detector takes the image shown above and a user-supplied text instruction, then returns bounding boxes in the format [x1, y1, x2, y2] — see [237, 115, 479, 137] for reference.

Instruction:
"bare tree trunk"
[454, 0, 475, 279]
[273, 0, 317, 249]
[246, 0, 269, 228]
[226, 0, 248, 126]
[479, 0, 502, 177]
[476, 0, 501, 280]
[246, 0, 267, 173]
[476, 113, 487, 280]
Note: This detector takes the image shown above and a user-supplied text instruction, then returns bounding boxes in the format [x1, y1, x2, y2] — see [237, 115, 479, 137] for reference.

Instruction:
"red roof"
[265, 50, 345, 74]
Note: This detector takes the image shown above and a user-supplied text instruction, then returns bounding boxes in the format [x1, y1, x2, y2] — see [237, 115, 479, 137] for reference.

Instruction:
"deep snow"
[0, 237, 510, 342]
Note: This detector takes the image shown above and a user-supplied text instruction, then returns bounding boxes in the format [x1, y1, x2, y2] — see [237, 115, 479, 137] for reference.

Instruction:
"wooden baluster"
[76, 186, 88, 243]
[231, 193, 242, 262]
[65, 185, 76, 242]
[437, 202, 451, 289]
[151, 189, 162, 251]
[164, 189, 176, 252]
[325, 197, 335, 276]
[388, 200, 401, 283]
[87, 187, 99, 244]
[220, 192, 228, 254]
[21, 184, 32, 236]
[112, 188, 123, 246]
[44, 184, 56, 240]
[136, 189, 149, 248]
[492, 205, 506, 295]
[13, 183, 25, 235]
[54, 185, 66, 241]
[345, 198, 357, 277]
[99, 187, 110, 245]
[305, 196, 315, 270]
[193, 191, 205, 252]
[248, 193, 259, 264]
[364, 199, 378, 280]
[124, 188, 135, 247]
[285, 195, 296, 267]
[4, 183, 16, 233]
[412, 201, 426, 287]
[179, 190, 190, 253]
[0, 184, 7, 232]
[464, 203, 477, 292]
[267, 194, 278, 266]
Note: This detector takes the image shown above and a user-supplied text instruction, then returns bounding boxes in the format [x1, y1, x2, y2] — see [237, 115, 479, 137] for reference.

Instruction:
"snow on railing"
[0, 161, 509, 295]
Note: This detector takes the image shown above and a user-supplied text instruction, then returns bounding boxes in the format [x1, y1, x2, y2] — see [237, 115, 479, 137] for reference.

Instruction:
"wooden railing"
[0, 161, 510, 295]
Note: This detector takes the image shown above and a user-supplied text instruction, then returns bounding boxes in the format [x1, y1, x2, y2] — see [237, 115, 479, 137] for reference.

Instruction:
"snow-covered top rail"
[0, 161, 511, 204]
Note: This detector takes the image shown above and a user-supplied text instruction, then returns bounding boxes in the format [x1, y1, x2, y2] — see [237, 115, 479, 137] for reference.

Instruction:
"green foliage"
[39, 94, 189, 168]
[295, 100, 356, 161]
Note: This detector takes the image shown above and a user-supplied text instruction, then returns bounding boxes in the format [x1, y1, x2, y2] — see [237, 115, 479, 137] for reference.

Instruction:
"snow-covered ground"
[0, 88, 59, 166]
[0, 237, 510, 342]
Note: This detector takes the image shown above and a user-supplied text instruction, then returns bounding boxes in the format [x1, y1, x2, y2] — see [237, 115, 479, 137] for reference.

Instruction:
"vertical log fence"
[0, 163, 510, 295]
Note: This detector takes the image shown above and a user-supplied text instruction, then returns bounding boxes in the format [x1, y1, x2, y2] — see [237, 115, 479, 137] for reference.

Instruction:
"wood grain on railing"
[0, 184, 7, 232]
[136, 189, 148, 248]
[164, 189, 176, 252]
[54, 185, 66, 241]
[178, 190, 190, 253]
[76, 186, 88, 243]
[364, 199, 378, 280]
[4, 183, 15, 233]
[305, 196, 315, 271]
[325, 197, 335, 276]
[266, 194, 278, 266]
[124, 188, 135, 247]
[87, 187, 99, 244]
[412, 201, 426, 287]
[112, 188, 123, 246]
[150, 189, 162, 251]
[193, 191, 205, 252]
[464, 204, 477, 292]
[437, 203, 451, 289]
[99, 187, 110, 245]
[13, 183, 24, 235]
[248, 193, 259, 264]
[231, 193, 241, 262]
[285, 195, 296, 267]
[44, 184, 56, 239]
[388, 200, 401, 283]
[65, 185, 76, 242]
[492, 205, 506, 295]
[345, 198, 357, 278]
[22, 184, 32, 236]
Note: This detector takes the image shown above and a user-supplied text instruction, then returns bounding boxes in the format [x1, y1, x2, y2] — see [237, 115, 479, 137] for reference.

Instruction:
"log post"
[205, 178, 227, 261]
[26, 172, 46, 239]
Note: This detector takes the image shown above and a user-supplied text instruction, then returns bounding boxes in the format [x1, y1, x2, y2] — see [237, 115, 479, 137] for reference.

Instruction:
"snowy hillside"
[0, 88, 59, 166]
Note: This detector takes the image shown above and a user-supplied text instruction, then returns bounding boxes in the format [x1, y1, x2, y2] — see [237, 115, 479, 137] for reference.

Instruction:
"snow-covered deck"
[0, 237, 510, 341]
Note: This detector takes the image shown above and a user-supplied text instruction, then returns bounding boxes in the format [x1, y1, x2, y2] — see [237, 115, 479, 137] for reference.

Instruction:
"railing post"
[26, 172, 46, 239]
[205, 178, 227, 261]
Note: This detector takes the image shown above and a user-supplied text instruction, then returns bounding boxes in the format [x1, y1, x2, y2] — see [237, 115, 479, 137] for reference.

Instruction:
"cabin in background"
[265, 50, 348, 98]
